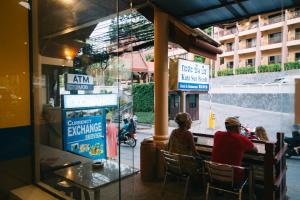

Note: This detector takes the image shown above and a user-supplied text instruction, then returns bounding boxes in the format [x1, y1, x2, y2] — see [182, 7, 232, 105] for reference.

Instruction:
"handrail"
[274, 144, 288, 163]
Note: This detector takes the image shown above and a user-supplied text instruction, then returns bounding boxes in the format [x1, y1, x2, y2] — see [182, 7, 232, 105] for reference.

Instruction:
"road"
[195, 100, 294, 141]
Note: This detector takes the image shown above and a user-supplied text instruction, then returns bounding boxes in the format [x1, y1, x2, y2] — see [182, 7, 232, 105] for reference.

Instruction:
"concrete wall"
[199, 93, 294, 113]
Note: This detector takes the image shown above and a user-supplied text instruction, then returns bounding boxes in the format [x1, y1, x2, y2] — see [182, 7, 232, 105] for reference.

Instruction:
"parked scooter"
[284, 131, 300, 158]
[118, 118, 137, 147]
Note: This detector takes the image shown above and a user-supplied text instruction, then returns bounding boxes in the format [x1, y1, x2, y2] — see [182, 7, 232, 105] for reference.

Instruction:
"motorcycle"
[284, 131, 300, 158]
[118, 129, 137, 147]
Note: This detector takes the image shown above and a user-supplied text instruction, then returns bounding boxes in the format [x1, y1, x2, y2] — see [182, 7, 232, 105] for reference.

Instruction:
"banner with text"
[177, 59, 209, 91]
[63, 109, 106, 160]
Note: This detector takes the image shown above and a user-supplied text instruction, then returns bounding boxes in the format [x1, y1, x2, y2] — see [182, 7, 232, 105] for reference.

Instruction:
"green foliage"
[217, 69, 234, 76]
[258, 64, 281, 73]
[194, 55, 205, 63]
[132, 83, 154, 112]
[204, 27, 213, 36]
[145, 54, 154, 61]
[235, 66, 256, 75]
[135, 112, 154, 124]
[284, 62, 300, 70]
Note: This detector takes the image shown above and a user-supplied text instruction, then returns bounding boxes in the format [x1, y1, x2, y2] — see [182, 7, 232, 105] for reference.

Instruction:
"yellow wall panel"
[0, 1, 30, 128]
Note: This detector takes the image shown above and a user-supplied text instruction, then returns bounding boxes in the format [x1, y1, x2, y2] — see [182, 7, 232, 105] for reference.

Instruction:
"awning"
[121, 53, 154, 73]
[146, 0, 300, 28]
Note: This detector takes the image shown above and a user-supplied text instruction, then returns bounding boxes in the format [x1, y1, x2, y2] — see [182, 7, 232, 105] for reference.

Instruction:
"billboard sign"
[62, 109, 106, 160]
[177, 59, 209, 91]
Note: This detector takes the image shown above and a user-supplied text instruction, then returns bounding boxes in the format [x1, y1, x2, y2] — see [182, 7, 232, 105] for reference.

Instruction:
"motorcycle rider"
[119, 118, 130, 141]
[285, 131, 300, 156]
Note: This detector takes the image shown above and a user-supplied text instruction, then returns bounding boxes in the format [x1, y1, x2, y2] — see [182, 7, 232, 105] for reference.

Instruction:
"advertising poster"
[63, 109, 106, 160]
[177, 59, 209, 91]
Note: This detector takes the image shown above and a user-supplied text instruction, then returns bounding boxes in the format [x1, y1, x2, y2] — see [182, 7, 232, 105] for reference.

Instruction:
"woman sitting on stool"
[168, 112, 198, 156]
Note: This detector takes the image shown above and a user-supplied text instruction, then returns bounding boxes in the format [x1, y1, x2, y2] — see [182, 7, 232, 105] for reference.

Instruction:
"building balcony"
[288, 10, 300, 19]
[238, 27, 258, 37]
[238, 47, 256, 54]
[219, 50, 234, 57]
[219, 29, 237, 41]
[287, 37, 300, 47]
[260, 21, 284, 31]
[287, 11, 300, 25]
[261, 41, 282, 51]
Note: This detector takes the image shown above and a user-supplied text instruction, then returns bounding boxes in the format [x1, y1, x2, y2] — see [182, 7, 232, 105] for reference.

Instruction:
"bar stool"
[204, 161, 249, 200]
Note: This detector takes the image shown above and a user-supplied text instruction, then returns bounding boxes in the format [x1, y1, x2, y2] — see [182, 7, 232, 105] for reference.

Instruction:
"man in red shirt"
[212, 117, 257, 183]
[212, 117, 257, 166]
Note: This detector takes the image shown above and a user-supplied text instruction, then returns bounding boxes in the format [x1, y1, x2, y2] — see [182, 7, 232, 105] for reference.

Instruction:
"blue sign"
[177, 59, 210, 91]
[62, 109, 106, 160]
[178, 83, 209, 90]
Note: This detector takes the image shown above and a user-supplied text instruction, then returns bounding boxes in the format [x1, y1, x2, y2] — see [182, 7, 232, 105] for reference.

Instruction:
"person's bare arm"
[248, 145, 258, 153]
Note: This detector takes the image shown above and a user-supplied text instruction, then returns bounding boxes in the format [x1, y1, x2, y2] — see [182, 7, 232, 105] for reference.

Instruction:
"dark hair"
[123, 119, 128, 124]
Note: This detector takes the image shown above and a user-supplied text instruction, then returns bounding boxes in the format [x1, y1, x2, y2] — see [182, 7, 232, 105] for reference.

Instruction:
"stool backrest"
[161, 150, 182, 175]
[205, 161, 236, 186]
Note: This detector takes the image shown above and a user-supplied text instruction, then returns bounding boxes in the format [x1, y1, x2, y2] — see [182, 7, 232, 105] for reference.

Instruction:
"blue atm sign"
[63, 109, 106, 160]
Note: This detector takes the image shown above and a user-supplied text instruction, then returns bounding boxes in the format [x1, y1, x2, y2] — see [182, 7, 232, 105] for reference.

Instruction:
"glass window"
[295, 28, 300, 40]
[226, 61, 234, 68]
[269, 55, 281, 64]
[226, 42, 234, 51]
[246, 58, 255, 66]
[246, 38, 256, 48]
[296, 52, 300, 62]
[250, 19, 258, 29]
[220, 57, 225, 65]
[269, 32, 282, 44]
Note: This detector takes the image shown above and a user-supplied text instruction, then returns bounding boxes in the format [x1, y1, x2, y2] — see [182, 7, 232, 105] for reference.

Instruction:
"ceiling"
[38, 0, 300, 60]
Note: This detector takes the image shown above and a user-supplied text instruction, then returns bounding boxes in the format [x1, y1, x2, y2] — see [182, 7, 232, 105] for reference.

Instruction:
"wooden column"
[295, 79, 300, 127]
[153, 8, 169, 143]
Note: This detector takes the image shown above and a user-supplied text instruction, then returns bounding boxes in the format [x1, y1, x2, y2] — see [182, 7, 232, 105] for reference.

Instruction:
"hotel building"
[214, 8, 300, 72]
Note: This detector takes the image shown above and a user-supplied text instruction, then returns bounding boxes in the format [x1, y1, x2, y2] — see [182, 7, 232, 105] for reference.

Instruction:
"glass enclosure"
[34, 1, 140, 199]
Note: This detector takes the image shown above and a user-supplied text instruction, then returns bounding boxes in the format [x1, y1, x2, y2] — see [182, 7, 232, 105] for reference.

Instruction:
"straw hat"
[225, 117, 241, 126]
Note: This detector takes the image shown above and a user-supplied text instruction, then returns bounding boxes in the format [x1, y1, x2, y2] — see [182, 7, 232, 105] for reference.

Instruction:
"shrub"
[235, 66, 256, 75]
[217, 69, 234, 76]
[284, 62, 300, 71]
[194, 55, 205, 63]
[258, 64, 281, 73]
[132, 83, 154, 112]
[135, 112, 154, 124]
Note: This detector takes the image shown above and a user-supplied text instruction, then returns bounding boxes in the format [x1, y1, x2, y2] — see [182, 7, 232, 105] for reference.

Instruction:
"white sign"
[177, 59, 209, 91]
[65, 74, 94, 90]
[63, 94, 118, 109]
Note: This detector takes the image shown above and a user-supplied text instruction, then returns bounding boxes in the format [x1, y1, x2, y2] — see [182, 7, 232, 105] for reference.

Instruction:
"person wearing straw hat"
[212, 117, 257, 167]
